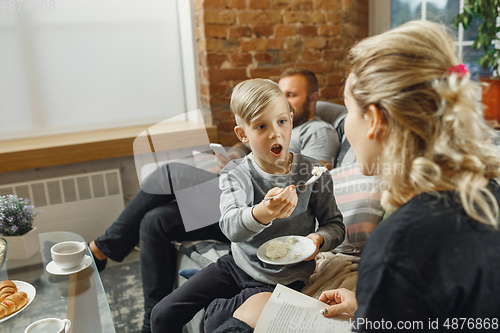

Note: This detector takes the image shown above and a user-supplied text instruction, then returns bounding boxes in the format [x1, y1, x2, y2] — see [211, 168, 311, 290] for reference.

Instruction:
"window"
[371, 0, 494, 79]
[0, 0, 199, 141]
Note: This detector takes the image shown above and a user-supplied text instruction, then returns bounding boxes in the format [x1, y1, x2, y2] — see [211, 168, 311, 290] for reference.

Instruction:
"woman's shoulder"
[362, 194, 455, 260]
[400, 179, 500, 223]
[364, 182, 500, 264]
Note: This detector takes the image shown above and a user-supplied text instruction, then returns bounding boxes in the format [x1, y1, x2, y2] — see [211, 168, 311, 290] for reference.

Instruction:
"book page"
[254, 284, 353, 333]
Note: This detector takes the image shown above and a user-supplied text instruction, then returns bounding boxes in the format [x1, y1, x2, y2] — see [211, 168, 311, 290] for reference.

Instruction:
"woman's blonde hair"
[231, 78, 288, 126]
[347, 20, 500, 227]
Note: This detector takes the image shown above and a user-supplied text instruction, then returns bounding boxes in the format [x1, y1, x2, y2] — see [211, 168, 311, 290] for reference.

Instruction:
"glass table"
[0, 232, 115, 333]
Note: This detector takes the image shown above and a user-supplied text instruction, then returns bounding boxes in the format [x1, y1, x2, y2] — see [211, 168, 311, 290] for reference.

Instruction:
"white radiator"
[0, 169, 125, 242]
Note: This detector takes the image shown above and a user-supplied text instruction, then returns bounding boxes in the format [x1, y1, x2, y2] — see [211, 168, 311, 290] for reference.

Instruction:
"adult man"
[279, 68, 339, 169]
[89, 68, 340, 333]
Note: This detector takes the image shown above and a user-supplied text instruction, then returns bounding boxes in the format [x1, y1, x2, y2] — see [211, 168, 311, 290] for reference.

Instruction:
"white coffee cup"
[51, 241, 86, 270]
[25, 318, 71, 333]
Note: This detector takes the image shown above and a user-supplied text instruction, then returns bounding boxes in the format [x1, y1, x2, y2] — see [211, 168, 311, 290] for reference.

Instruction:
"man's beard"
[292, 95, 311, 128]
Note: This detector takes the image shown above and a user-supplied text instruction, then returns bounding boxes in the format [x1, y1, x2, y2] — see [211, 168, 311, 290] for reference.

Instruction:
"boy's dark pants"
[150, 253, 305, 333]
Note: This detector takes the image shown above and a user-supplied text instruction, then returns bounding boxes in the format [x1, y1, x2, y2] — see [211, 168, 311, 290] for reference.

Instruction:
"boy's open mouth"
[270, 144, 283, 157]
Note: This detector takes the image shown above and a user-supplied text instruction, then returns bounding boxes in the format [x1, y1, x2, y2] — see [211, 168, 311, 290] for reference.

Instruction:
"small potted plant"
[0, 195, 41, 260]
[453, 0, 500, 126]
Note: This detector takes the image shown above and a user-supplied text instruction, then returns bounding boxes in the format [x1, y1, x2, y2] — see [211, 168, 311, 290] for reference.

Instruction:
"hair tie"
[446, 64, 469, 78]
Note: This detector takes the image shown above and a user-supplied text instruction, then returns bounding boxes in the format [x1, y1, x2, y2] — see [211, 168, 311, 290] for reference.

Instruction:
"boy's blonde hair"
[231, 78, 289, 126]
[347, 20, 500, 227]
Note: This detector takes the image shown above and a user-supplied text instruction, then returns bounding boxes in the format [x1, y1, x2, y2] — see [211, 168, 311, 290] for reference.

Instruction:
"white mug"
[51, 241, 86, 270]
[25, 318, 71, 333]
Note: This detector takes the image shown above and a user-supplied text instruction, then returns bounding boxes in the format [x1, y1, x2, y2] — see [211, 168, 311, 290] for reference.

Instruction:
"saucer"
[46, 255, 93, 275]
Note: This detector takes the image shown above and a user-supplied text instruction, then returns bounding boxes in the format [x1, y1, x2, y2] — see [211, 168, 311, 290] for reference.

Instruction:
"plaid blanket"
[173, 240, 230, 269]
[173, 240, 359, 299]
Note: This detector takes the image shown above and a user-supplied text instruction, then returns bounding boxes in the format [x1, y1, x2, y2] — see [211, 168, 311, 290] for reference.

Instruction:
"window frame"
[369, 0, 496, 77]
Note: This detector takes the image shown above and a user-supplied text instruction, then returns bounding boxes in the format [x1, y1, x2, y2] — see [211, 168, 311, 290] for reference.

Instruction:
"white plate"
[46, 255, 93, 276]
[257, 236, 316, 265]
[0, 280, 36, 323]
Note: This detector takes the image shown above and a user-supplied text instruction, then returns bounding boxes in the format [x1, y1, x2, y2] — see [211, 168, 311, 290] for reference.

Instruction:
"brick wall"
[195, 0, 368, 146]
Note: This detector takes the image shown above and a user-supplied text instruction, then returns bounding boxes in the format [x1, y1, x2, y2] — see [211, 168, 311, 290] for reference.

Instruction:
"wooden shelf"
[0, 122, 218, 173]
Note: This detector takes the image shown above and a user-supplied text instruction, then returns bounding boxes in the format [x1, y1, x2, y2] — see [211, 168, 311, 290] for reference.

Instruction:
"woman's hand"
[304, 233, 323, 261]
[319, 288, 357, 317]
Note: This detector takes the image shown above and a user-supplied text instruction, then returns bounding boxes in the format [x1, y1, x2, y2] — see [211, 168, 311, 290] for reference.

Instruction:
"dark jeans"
[150, 253, 305, 333]
[94, 163, 229, 333]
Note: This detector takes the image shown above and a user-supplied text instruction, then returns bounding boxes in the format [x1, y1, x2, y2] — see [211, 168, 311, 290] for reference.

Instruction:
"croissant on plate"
[0, 291, 28, 318]
[0, 280, 17, 302]
[0, 280, 29, 318]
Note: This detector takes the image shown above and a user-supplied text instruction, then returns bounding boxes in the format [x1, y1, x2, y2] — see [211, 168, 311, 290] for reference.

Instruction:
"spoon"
[262, 174, 321, 202]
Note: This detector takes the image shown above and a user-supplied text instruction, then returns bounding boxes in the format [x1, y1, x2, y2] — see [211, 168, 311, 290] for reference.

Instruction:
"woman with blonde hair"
[211, 20, 500, 332]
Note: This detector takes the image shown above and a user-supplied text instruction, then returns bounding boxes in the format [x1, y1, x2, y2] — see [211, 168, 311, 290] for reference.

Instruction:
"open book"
[254, 284, 354, 333]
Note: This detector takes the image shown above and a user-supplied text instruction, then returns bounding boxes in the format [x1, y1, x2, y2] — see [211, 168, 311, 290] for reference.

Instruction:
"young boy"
[150, 79, 345, 333]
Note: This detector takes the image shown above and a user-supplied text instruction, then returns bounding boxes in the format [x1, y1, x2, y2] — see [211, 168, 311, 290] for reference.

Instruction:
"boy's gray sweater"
[219, 153, 345, 285]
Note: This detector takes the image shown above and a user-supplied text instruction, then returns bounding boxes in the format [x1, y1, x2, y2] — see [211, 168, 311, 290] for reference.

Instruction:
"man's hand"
[215, 146, 246, 170]
[215, 152, 240, 170]
[252, 186, 298, 225]
[304, 233, 323, 261]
